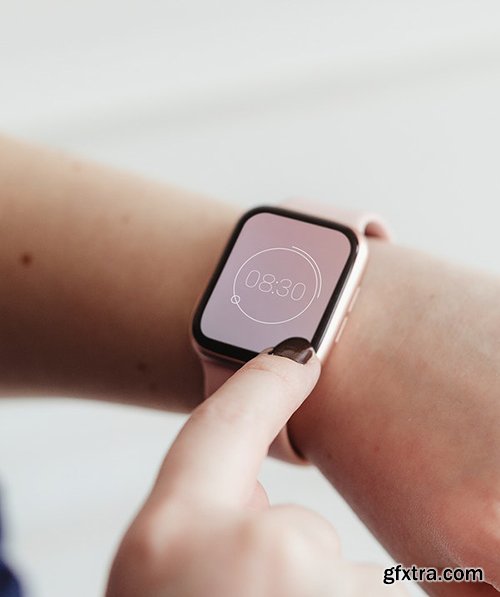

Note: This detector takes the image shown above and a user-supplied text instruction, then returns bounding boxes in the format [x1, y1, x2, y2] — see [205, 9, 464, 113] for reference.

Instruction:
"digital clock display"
[230, 246, 321, 325]
[194, 207, 357, 359]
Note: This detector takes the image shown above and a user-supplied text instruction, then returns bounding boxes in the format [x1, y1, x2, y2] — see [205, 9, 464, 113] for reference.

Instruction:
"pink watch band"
[283, 199, 392, 241]
[200, 200, 391, 465]
[202, 358, 239, 396]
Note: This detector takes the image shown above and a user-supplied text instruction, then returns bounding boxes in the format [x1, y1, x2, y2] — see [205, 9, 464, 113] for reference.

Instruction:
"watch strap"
[199, 201, 390, 465]
[282, 198, 391, 240]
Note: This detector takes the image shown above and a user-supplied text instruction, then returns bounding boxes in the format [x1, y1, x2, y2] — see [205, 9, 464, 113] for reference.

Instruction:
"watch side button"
[347, 286, 361, 314]
[335, 317, 348, 343]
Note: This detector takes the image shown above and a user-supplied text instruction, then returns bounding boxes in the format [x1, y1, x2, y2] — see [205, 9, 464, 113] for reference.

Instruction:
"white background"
[1, 1, 500, 595]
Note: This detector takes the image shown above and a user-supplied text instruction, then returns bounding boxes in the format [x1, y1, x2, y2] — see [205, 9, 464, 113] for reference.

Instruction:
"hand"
[106, 338, 406, 597]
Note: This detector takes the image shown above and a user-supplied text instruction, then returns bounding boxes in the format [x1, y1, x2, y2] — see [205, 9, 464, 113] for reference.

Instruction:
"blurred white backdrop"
[1, 1, 500, 596]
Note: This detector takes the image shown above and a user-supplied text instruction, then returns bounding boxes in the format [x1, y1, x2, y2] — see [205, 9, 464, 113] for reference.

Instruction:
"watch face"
[192, 206, 358, 362]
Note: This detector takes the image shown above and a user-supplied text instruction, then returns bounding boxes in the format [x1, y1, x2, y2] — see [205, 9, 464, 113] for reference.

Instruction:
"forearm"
[290, 240, 500, 573]
[0, 136, 238, 411]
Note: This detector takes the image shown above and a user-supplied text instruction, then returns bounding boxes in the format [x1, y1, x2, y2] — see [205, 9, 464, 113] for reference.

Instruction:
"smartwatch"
[191, 199, 390, 464]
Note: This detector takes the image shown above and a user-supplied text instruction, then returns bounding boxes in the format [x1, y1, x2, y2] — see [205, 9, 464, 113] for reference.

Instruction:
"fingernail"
[269, 337, 314, 364]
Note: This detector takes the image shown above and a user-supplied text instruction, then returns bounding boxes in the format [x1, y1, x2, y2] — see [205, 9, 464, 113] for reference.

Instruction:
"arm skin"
[1, 136, 499, 594]
[0, 135, 231, 411]
[290, 242, 500, 595]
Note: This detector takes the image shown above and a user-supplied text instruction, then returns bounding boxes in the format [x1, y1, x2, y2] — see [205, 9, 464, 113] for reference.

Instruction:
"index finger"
[151, 337, 320, 508]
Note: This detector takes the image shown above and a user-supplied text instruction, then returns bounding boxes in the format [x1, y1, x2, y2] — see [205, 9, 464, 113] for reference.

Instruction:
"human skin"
[289, 243, 500, 595]
[107, 343, 405, 597]
[0, 136, 499, 594]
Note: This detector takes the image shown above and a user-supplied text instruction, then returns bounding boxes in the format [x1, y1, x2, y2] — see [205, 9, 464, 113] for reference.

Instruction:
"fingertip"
[269, 337, 321, 384]
[246, 338, 321, 400]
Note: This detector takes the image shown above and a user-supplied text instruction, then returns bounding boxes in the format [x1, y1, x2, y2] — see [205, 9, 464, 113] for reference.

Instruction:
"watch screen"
[193, 207, 357, 360]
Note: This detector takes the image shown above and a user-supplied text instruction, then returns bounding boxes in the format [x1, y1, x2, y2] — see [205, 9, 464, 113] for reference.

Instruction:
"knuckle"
[236, 515, 309, 571]
[283, 505, 341, 555]
[108, 523, 158, 597]
[108, 507, 185, 597]
[116, 502, 185, 568]
[118, 517, 164, 567]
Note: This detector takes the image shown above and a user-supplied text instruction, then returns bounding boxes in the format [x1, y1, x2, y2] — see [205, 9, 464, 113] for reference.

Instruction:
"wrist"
[287, 239, 413, 466]
[287, 240, 500, 567]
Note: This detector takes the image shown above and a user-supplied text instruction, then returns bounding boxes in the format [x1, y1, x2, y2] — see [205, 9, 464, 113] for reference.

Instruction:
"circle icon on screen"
[232, 246, 322, 324]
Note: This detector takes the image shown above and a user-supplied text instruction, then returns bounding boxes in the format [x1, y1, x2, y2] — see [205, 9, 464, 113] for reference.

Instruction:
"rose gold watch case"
[190, 205, 369, 368]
